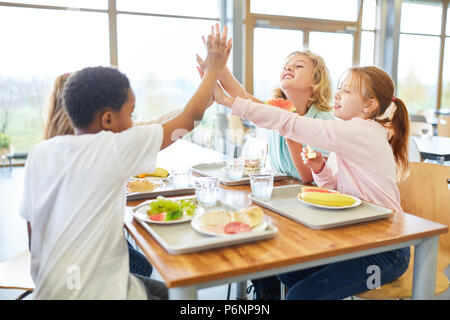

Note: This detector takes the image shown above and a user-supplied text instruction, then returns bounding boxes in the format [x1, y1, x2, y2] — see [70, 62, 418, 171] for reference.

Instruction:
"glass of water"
[226, 157, 244, 180]
[249, 172, 274, 201]
[171, 167, 192, 188]
[194, 177, 219, 207]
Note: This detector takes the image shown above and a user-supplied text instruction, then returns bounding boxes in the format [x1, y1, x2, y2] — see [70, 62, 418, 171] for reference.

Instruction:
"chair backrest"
[408, 136, 421, 162]
[409, 121, 433, 137]
[410, 114, 427, 123]
[437, 115, 450, 137]
[398, 162, 450, 258]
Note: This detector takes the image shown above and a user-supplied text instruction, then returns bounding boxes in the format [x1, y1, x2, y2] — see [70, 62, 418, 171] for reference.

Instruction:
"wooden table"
[413, 135, 450, 164]
[125, 139, 448, 300]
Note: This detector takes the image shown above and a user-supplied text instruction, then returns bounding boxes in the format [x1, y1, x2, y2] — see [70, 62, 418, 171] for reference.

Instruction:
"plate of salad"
[132, 196, 203, 224]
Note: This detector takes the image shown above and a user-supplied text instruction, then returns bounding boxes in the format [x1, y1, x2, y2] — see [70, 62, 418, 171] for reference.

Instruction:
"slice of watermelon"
[300, 186, 339, 194]
[224, 221, 252, 234]
[266, 98, 296, 112]
[149, 212, 166, 221]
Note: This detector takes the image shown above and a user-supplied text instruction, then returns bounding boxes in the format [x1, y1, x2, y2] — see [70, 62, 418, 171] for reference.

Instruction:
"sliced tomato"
[149, 212, 166, 221]
[224, 221, 252, 234]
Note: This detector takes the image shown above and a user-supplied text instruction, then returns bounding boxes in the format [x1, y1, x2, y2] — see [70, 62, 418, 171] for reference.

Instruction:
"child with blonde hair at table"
[20, 26, 231, 300]
[197, 38, 334, 184]
[213, 65, 411, 299]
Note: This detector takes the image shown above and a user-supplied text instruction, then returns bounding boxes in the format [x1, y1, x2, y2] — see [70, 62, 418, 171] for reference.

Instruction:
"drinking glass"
[249, 172, 274, 201]
[194, 177, 219, 207]
[226, 157, 244, 180]
[171, 167, 192, 188]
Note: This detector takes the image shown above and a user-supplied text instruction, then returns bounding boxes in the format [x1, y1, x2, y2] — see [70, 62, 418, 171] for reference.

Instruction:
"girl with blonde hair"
[197, 47, 334, 183]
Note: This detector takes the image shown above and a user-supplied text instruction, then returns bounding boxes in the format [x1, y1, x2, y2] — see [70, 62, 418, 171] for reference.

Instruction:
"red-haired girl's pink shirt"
[231, 97, 403, 213]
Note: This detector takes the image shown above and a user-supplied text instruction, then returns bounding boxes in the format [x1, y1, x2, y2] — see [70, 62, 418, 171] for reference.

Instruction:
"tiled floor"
[1, 166, 448, 300]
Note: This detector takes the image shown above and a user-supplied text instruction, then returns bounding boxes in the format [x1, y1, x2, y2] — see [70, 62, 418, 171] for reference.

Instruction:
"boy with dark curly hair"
[19, 26, 231, 299]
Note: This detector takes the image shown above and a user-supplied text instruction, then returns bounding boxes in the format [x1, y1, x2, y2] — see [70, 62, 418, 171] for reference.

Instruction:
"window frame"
[242, 0, 366, 94]
[0, 0, 220, 68]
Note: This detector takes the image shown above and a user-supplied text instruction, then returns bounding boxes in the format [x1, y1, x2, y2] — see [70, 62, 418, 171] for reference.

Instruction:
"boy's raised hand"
[203, 23, 232, 75]
[159, 24, 231, 151]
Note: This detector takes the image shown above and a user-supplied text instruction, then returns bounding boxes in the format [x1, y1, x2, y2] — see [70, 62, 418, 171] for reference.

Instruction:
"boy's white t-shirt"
[19, 124, 163, 299]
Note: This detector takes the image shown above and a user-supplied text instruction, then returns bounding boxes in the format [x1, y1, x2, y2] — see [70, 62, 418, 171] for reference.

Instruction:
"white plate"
[297, 193, 362, 210]
[132, 202, 203, 224]
[191, 213, 268, 237]
[126, 180, 165, 194]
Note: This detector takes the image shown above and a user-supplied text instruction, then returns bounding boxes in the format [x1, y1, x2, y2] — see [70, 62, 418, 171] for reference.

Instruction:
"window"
[116, 2, 220, 148]
[360, 0, 376, 66]
[443, 6, 450, 110]
[3, 0, 107, 9]
[309, 31, 354, 89]
[118, 15, 214, 121]
[247, 0, 375, 99]
[0, 1, 219, 154]
[0, 6, 109, 152]
[250, 0, 358, 21]
[253, 28, 303, 101]
[397, 0, 446, 114]
[443, 38, 450, 109]
[116, 0, 218, 18]
[397, 34, 441, 113]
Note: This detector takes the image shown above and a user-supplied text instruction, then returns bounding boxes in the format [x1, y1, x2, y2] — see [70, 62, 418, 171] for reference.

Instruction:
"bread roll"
[232, 206, 264, 228]
[200, 210, 231, 226]
[127, 179, 155, 193]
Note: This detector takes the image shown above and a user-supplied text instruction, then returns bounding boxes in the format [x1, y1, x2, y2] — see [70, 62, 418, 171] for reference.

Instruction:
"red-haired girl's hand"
[301, 147, 326, 174]
[213, 81, 234, 108]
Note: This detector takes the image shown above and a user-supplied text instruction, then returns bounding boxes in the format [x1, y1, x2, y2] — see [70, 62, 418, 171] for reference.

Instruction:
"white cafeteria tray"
[191, 162, 289, 186]
[130, 196, 278, 254]
[249, 185, 392, 230]
[126, 181, 195, 201]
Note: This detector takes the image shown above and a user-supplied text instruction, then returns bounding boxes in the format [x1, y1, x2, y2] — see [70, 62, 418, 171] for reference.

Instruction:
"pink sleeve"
[311, 163, 337, 190]
[232, 97, 342, 153]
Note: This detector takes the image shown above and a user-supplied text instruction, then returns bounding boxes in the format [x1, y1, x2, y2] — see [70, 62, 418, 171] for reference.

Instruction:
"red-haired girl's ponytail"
[388, 97, 410, 181]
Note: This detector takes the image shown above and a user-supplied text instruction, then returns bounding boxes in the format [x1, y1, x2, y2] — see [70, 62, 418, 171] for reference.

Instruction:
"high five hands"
[203, 23, 232, 77]
[196, 23, 234, 108]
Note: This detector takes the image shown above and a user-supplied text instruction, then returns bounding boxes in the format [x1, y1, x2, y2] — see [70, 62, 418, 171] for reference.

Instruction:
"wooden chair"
[356, 162, 450, 299]
[0, 250, 34, 299]
[410, 121, 433, 137]
[437, 115, 450, 137]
